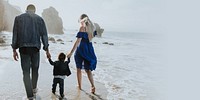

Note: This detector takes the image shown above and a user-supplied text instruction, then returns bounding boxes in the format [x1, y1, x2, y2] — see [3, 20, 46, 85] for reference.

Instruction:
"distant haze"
[9, 0, 165, 34]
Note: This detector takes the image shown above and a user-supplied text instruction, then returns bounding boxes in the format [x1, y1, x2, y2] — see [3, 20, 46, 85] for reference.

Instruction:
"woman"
[67, 14, 97, 94]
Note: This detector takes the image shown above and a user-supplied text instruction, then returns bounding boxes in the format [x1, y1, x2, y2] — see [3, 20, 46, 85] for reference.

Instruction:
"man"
[11, 4, 51, 100]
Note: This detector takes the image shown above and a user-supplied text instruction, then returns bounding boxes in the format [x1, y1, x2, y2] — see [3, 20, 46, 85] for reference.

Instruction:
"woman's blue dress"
[74, 32, 97, 71]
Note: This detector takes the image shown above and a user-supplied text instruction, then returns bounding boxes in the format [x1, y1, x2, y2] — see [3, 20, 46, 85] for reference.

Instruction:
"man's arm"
[11, 17, 18, 50]
[12, 17, 19, 61]
[40, 19, 49, 51]
[46, 49, 51, 59]
[40, 18, 51, 58]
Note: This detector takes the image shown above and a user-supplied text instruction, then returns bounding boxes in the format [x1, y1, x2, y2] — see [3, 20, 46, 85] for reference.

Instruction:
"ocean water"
[39, 30, 166, 100]
[58, 31, 166, 100]
[0, 31, 166, 100]
[91, 31, 166, 100]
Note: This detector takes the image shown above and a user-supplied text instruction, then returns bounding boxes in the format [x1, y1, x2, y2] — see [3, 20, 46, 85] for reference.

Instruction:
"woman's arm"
[67, 27, 84, 58]
[67, 38, 81, 58]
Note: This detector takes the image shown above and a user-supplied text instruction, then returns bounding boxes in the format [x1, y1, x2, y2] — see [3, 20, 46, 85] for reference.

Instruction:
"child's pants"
[52, 78, 64, 95]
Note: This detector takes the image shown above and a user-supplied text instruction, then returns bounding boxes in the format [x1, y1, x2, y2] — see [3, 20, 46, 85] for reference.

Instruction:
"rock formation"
[42, 7, 64, 34]
[0, 0, 21, 32]
[94, 23, 104, 37]
[0, 0, 4, 31]
[0, 1, 64, 35]
[48, 37, 56, 43]
[0, 37, 5, 43]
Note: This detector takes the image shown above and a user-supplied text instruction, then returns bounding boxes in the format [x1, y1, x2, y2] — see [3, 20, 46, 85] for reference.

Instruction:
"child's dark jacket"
[49, 58, 71, 76]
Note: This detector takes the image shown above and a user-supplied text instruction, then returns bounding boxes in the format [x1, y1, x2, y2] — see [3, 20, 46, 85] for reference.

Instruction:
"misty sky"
[8, 0, 165, 34]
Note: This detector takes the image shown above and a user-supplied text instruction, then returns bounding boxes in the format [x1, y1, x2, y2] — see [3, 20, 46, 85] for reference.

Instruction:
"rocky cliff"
[0, 0, 4, 31]
[0, 0, 21, 32]
[94, 23, 104, 37]
[42, 6, 64, 34]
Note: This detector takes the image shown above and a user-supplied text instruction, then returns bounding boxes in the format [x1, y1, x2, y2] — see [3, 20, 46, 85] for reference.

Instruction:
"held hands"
[46, 50, 51, 59]
[67, 52, 72, 58]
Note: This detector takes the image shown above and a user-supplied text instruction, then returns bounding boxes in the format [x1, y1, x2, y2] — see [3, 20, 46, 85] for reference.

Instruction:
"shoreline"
[1, 31, 165, 99]
[0, 44, 108, 100]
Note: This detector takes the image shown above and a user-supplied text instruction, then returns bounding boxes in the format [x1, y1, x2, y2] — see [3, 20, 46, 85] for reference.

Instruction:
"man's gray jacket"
[11, 11, 49, 51]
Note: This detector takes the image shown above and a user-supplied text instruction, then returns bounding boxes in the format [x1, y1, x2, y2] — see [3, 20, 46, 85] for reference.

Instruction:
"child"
[48, 52, 71, 98]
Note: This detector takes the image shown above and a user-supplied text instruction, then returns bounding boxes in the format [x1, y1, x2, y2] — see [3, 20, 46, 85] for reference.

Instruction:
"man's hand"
[46, 50, 51, 59]
[13, 49, 19, 61]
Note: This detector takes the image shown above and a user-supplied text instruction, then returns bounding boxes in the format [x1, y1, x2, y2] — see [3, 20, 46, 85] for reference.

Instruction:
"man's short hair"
[26, 4, 36, 12]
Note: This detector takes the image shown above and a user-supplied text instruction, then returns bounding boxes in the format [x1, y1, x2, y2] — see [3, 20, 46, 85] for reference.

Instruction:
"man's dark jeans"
[20, 52, 40, 98]
[52, 78, 64, 96]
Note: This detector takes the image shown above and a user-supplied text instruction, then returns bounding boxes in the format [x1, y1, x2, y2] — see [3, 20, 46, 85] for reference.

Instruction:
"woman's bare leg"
[77, 68, 82, 90]
[85, 70, 95, 93]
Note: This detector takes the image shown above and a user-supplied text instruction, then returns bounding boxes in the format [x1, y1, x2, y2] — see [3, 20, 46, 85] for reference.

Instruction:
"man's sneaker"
[33, 88, 38, 94]
[28, 97, 35, 100]
[22, 96, 35, 100]
[33, 88, 38, 98]
[60, 94, 65, 98]
[52, 91, 55, 94]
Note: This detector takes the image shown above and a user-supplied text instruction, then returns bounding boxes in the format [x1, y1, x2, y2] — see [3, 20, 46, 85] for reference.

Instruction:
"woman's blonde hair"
[79, 14, 95, 42]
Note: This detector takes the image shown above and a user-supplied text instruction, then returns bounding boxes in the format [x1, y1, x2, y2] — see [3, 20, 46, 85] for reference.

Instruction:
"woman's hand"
[67, 38, 81, 59]
[67, 52, 72, 58]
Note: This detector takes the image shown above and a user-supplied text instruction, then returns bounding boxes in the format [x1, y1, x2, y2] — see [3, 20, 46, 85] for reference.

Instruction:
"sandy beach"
[0, 30, 165, 100]
[0, 32, 107, 100]
[0, 50, 108, 100]
[0, 0, 168, 99]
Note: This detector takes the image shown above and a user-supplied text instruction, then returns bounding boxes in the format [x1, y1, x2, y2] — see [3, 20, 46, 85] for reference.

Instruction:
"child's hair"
[58, 53, 66, 61]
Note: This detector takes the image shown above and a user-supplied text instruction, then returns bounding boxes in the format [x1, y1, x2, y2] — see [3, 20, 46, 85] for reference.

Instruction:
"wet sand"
[0, 45, 107, 100]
